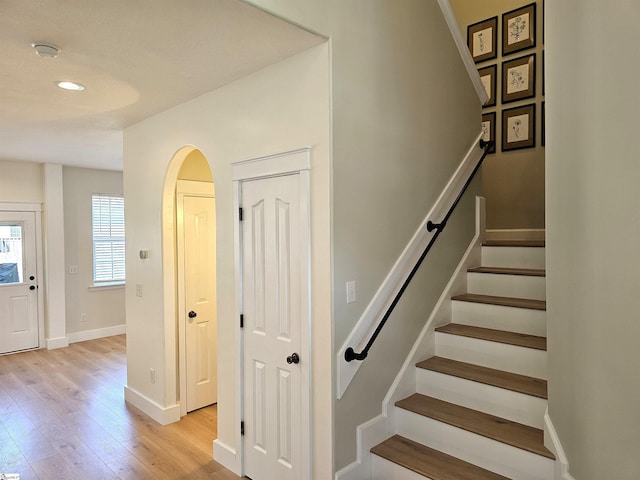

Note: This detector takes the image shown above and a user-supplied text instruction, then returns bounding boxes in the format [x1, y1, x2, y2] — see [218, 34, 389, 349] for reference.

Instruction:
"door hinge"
[239, 207, 243, 221]
[240, 314, 244, 328]
[241, 421, 245, 436]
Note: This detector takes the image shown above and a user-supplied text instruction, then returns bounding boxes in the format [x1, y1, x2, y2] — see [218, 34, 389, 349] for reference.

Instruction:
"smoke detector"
[32, 43, 60, 58]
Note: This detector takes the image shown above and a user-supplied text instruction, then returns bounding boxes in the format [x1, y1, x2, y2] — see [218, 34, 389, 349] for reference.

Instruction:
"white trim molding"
[335, 414, 388, 480]
[213, 440, 241, 476]
[544, 409, 575, 480]
[46, 336, 69, 350]
[67, 324, 126, 344]
[437, 0, 490, 106]
[336, 135, 484, 398]
[124, 385, 181, 425]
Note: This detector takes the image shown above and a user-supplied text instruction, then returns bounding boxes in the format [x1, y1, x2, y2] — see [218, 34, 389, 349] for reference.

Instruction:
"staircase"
[371, 240, 555, 480]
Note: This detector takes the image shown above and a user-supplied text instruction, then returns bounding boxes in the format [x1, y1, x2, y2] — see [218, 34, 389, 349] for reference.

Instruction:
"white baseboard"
[544, 409, 573, 480]
[335, 414, 388, 480]
[123, 385, 180, 425]
[485, 229, 545, 242]
[214, 439, 242, 476]
[46, 336, 69, 349]
[68, 324, 126, 344]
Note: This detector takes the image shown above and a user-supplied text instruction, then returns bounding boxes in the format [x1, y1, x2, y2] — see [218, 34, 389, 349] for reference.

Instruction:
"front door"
[0, 211, 39, 354]
[241, 173, 309, 480]
[178, 187, 217, 412]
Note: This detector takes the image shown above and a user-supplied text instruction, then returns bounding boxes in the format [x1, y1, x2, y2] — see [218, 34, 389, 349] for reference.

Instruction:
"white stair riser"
[482, 246, 545, 270]
[371, 455, 433, 480]
[435, 332, 548, 379]
[416, 369, 547, 429]
[452, 301, 546, 337]
[467, 272, 546, 301]
[396, 409, 554, 480]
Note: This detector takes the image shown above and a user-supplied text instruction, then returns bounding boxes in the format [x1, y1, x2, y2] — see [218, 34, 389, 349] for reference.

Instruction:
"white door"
[0, 211, 39, 354]
[179, 190, 217, 412]
[242, 173, 309, 480]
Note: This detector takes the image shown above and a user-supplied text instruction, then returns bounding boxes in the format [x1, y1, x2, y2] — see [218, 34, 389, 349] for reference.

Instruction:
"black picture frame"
[502, 103, 536, 151]
[502, 54, 536, 104]
[467, 16, 498, 63]
[478, 64, 497, 107]
[541, 101, 545, 146]
[502, 3, 536, 56]
[482, 112, 496, 153]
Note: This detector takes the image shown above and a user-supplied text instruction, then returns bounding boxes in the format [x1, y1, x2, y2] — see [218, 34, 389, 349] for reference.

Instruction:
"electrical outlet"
[346, 281, 356, 304]
[136, 284, 143, 297]
[150, 368, 155, 384]
[81, 313, 87, 323]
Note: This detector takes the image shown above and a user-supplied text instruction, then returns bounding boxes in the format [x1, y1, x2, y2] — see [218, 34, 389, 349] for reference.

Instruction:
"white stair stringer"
[452, 299, 546, 336]
[395, 408, 555, 480]
[467, 271, 546, 301]
[435, 331, 548, 379]
[416, 368, 547, 429]
[481, 245, 545, 269]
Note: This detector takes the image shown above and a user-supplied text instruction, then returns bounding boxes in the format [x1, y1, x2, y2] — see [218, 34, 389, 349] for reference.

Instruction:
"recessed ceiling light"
[32, 43, 60, 58]
[57, 81, 85, 92]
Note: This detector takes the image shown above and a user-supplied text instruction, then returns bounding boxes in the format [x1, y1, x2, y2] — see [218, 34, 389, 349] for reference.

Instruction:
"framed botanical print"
[478, 65, 497, 107]
[502, 104, 535, 151]
[502, 3, 536, 56]
[467, 16, 498, 63]
[482, 112, 496, 153]
[502, 54, 535, 104]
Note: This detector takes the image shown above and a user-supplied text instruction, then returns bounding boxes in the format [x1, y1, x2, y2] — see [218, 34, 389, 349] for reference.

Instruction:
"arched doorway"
[162, 146, 218, 417]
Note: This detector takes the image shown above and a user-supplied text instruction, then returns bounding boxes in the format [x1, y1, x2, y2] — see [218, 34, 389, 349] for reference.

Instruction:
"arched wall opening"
[161, 145, 217, 418]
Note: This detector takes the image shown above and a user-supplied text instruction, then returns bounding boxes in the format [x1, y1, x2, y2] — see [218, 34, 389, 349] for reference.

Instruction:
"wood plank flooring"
[0, 335, 242, 479]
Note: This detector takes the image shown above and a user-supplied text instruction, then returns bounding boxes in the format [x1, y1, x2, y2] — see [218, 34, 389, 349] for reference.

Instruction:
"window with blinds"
[92, 194, 125, 284]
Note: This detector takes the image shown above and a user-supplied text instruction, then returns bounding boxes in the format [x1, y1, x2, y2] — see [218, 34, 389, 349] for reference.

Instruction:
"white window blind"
[92, 194, 125, 283]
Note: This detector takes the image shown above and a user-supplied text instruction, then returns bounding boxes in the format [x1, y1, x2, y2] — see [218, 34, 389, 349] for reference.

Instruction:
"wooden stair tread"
[396, 394, 555, 459]
[468, 266, 545, 277]
[417, 356, 547, 398]
[483, 240, 545, 247]
[435, 323, 547, 350]
[452, 293, 546, 311]
[371, 434, 511, 480]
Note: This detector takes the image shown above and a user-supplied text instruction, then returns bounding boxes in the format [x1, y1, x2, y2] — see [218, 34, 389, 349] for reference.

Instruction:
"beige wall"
[547, 2, 640, 479]
[0, 160, 43, 204]
[63, 167, 125, 335]
[247, 0, 481, 470]
[450, 0, 545, 230]
[178, 150, 213, 182]
[123, 44, 332, 478]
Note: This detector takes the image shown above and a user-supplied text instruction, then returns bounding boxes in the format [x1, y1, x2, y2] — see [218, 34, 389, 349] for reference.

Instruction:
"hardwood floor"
[0, 335, 241, 479]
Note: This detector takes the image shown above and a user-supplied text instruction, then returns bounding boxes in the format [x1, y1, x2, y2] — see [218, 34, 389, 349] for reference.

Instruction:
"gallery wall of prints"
[467, 2, 544, 152]
[450, 0, 546, 231]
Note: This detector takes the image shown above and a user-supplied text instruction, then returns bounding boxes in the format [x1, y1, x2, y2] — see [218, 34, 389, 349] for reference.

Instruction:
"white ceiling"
[0, 0, 324, 171]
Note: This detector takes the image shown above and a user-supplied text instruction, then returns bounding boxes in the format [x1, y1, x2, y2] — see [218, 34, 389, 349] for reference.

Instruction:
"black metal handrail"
[344, 139, 494, 362]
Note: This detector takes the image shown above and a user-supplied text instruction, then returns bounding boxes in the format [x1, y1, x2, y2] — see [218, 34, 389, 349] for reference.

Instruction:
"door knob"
[286, 353, 300, 364]
[188, 311, 197, 319]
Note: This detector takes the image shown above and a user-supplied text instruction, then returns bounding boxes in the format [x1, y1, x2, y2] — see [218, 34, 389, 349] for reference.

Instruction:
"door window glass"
[0, 223, 23, 285]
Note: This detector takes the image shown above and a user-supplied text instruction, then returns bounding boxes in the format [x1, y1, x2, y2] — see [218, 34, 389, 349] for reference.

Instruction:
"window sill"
[89, 281, 125, 291]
